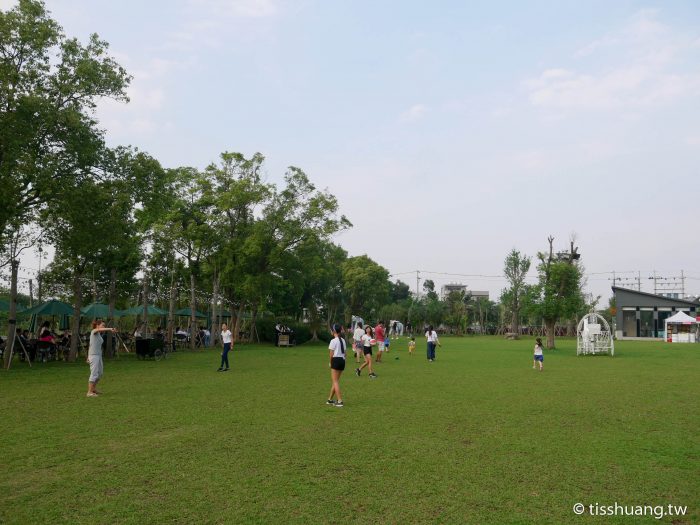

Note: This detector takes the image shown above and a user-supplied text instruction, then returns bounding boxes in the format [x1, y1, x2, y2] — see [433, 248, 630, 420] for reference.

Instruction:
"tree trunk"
[545, 318, 556, 349]
[167, 269, 175, 350]
[211, 272, 219, 347]
[143, 273, 150, 336]
[510, 309, 519, 336]
[190, 273, 196, 350]
[106, 268, 116, 358]
[69, 273, 83, 362]
[249, 304, 259, 343]
[233, 304, 245, 343]
[3, 260, 19, 369]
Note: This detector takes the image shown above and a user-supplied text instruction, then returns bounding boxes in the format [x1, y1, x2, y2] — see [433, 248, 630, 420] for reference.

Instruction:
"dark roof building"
[612, 287, 698, 339]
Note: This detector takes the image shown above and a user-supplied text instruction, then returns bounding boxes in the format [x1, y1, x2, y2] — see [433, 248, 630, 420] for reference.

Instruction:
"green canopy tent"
[122, 305, 168, 316]
[18, 299, 74, 335]
[174, 307, 208, 319]
[20, 299, 74, 317]
[0, 299, 25, 312]
[81, 303, 124, 319]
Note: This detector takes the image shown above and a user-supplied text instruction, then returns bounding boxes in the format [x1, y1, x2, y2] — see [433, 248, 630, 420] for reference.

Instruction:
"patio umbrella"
[81, 303, 123, 318]
[0, 299, 25, 312]
[175, 307, 208, 318]
[20, 299, 74, 317]
[122, 304, 168, 316]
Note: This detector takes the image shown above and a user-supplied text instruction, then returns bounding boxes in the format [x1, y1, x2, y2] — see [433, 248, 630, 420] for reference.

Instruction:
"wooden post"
[167, 268, 175, 351]
[190, 273, 196, 350]
[106, 268, 116, 358]
[4, 260, 19, 369]
[69, 272, 83, 362]
[143, 272, 149, 337]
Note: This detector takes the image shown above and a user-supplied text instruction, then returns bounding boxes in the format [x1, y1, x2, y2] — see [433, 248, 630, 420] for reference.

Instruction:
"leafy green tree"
[444, 290, 471, 334]
[500, 249, 532, 335]
[422, 279, 438, 301]
[342, 255, 390, 322]
[533, 237, 584, 349]
[0, 0, 130, 248]
[295, 238, 347, 340]
[424, 295, 447, 328]
[390, 280, 411, 302]
[155, 167, 216, 348]
[43, 178, 131, 360]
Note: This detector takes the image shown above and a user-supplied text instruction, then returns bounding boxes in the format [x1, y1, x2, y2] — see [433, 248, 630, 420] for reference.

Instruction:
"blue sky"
[6, 0, 700, 301]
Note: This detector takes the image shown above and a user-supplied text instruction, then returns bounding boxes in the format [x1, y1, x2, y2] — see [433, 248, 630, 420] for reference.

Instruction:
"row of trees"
[1, 2, 594, 368]
[0, 1, 368, 365]
[500, 237, 590, 348]
[2, 1, 462, 363]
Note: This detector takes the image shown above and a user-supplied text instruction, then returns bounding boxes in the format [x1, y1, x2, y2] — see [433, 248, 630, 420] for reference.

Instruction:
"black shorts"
[363, 347, 372, 356]
[331, 357, 346, 371]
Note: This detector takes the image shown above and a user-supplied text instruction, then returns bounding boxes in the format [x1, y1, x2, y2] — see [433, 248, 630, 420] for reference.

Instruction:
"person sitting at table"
[39, 328, 56, 344]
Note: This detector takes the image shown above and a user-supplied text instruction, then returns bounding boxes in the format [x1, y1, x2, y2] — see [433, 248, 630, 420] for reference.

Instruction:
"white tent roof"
[665, 311, 698, 324]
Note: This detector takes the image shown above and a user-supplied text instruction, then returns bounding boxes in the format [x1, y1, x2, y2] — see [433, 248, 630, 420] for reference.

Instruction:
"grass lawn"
[1, 336, 698, 524]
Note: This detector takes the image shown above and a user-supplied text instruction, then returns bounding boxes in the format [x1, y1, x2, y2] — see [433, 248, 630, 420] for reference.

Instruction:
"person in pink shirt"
[374, 322, 385, 362]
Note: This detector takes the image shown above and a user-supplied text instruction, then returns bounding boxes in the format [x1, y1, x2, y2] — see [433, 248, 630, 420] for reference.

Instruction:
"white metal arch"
[577, 312, 614, 356]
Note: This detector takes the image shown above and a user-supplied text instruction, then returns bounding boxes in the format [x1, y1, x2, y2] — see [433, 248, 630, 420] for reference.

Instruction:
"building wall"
[613, 288, 698, 339]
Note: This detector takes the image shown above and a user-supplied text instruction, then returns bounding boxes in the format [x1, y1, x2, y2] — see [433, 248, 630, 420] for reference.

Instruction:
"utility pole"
[681, 269, 685, 297]
[416, 270, 420, 299]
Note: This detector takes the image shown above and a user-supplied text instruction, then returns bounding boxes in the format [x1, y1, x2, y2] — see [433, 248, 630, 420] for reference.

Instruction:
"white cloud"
[526, 10, 700, 111]
[686, 136, 700, 146]
[399, 104, 429, 122]
[0, 0, 17, 10]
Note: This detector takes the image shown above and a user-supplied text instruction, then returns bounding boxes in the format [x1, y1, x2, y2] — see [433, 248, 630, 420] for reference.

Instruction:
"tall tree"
[44, 178, 128, 360]
[534, 236, 584, 349]
[0, 0, 130, 247]
[341, 255, 391, 322]
[501, 248, 532, 336]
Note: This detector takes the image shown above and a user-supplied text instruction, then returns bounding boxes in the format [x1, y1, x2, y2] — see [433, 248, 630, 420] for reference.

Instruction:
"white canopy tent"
[664, 311, 698, 343]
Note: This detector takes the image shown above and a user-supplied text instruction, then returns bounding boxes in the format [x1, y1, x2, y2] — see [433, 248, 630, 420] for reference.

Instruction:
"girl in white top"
[327, 323, 346, 407]
[533, 337, 544, 371]
[425, 325, 440, 362]
[355, 326, 377, 378]
[218, 323, 233, 371]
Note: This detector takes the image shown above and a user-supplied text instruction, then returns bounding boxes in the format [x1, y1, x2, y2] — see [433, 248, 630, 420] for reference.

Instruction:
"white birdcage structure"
[577, 312, 614, 356]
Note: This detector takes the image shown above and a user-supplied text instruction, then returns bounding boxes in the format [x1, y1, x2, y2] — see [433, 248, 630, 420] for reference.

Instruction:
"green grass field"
[1, 336, 698, 524]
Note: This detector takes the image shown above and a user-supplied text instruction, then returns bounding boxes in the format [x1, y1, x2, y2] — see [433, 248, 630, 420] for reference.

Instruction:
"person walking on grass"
[533, 337, 544, 371]
[86, 320, 116, 397]
[374, 321, 386, 362]
[356, 326, 377, 379]
[353, 321, 364, 364]
[327, 324, 347, 407]
[408, 337, 416, 356]
[218, 323, 233, 372]
[425, 324, 440, 362]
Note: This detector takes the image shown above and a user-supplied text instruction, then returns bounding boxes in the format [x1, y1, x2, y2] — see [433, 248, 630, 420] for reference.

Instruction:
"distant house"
[612, 287, 699, 340]
[440, 283, 488, 301]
